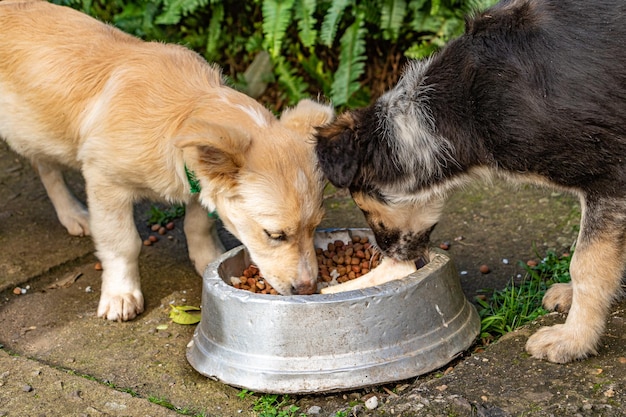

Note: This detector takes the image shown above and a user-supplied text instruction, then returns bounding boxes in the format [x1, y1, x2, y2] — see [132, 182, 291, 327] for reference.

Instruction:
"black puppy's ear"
[314, 112, 361, 188]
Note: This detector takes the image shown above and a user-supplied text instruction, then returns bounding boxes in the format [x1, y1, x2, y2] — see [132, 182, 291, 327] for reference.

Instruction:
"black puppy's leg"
[526, 197, 626, 363]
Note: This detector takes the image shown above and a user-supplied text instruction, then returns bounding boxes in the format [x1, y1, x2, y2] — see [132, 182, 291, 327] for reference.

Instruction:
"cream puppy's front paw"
[97, 290, 144, 321]
[525, 324, 597, 363]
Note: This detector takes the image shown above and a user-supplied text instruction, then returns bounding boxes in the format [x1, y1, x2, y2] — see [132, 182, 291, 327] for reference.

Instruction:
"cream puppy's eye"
[264, 230, 286, 241]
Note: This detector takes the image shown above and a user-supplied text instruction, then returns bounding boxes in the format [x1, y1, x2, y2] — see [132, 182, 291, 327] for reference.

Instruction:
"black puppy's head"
[314, 108, 443, 263]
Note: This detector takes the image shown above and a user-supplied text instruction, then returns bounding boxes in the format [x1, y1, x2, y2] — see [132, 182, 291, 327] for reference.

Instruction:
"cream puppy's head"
[177, 98, 334, 295]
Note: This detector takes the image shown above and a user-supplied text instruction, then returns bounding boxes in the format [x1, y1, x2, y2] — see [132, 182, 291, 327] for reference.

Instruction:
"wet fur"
[0, 0, 334, 321]
[315, 0, 626, 363]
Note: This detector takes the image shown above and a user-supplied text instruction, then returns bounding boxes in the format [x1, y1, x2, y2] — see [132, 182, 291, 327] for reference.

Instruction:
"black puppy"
[315, 0, 625, 363]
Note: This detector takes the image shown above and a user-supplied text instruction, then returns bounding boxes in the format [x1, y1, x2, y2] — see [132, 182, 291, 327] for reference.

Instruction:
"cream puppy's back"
[0, 0, 240, 200]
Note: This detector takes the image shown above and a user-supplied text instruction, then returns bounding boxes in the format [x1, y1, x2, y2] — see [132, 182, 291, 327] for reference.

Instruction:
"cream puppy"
[0, 0, 334, 321]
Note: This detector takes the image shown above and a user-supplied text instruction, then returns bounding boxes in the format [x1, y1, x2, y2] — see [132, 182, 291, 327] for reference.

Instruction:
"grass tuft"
[477, 249, 573, 344]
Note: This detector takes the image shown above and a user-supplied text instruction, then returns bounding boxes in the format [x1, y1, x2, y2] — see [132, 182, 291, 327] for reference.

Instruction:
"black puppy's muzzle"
[373, 224, 437, 267]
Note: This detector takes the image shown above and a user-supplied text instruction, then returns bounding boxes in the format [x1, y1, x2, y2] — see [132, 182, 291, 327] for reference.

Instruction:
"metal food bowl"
[186, 228, 480, 394]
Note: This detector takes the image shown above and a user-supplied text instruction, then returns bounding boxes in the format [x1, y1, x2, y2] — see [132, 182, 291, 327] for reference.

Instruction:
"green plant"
[477, 250, 573, 343]
[252, 393, 302, 417]
[52, 0, 499, 110]
[146, 204, 186, 226]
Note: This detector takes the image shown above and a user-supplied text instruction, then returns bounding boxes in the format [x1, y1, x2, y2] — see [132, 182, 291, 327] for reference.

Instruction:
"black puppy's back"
[426, 0, 626, 195]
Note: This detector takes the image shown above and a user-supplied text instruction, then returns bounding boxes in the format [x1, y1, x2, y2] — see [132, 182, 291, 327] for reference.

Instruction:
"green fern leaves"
[156, 0, 210, 25]
[262, 0, 296, 59]
[380, 0, 408, 41]
[331, 11, 366, 107]
[320, 0, 352, 47]
[56, 0, 500, 110]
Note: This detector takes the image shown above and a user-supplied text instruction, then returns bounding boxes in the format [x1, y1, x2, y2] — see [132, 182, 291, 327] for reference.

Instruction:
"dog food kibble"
[479, 264, 490, 274]
[230, 265, 279, 295]
[317, 235, 381, 284]
[231, 235, 382, 295]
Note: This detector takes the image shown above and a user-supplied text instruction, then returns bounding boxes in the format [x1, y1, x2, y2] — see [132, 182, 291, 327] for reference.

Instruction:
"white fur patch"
[378, 60, 458, 183]
[79, 70, 123, 139]
[235, 104, 269, 127]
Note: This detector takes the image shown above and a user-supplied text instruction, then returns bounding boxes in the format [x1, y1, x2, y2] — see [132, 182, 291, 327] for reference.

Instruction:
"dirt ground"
[1, 139, 625, 416]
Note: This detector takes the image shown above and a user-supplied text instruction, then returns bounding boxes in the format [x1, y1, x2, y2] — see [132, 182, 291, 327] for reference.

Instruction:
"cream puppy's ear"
[280, 99, 335, 135]
[175, 118, 251, 191]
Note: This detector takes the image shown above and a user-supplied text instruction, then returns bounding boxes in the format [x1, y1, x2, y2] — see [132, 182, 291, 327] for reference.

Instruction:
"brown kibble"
[12, 287, 22, 295]
[526, 259, 538, 267]
[151, 224, 160, 232]
[143, 239, 152, 246]
[165, 221, 175, 230]
[158, 227, 166, 235]
[148, 235, 158, 243]
[439, 242, 450, 250]
[94, 262, 103, 271]
[479, 264, 490, 274]
[230, 234, 383, 295]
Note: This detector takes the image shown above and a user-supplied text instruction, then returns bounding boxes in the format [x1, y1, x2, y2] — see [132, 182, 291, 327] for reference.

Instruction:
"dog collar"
[184, 165, 218, 219]
[185, 165, 201, 194]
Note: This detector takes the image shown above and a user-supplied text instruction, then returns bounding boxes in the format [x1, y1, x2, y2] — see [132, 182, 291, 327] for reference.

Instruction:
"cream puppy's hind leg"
[85, 177, 144, 321]
[184, 196, 225, 276]
[35, 161, 90, 236]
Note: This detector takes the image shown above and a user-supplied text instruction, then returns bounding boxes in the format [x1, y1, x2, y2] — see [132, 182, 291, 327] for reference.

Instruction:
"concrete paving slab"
[1, 141, 625, 416]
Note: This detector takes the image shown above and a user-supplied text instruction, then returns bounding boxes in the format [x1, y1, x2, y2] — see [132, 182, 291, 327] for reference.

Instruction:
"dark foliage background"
[52, 0, 496, 111]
